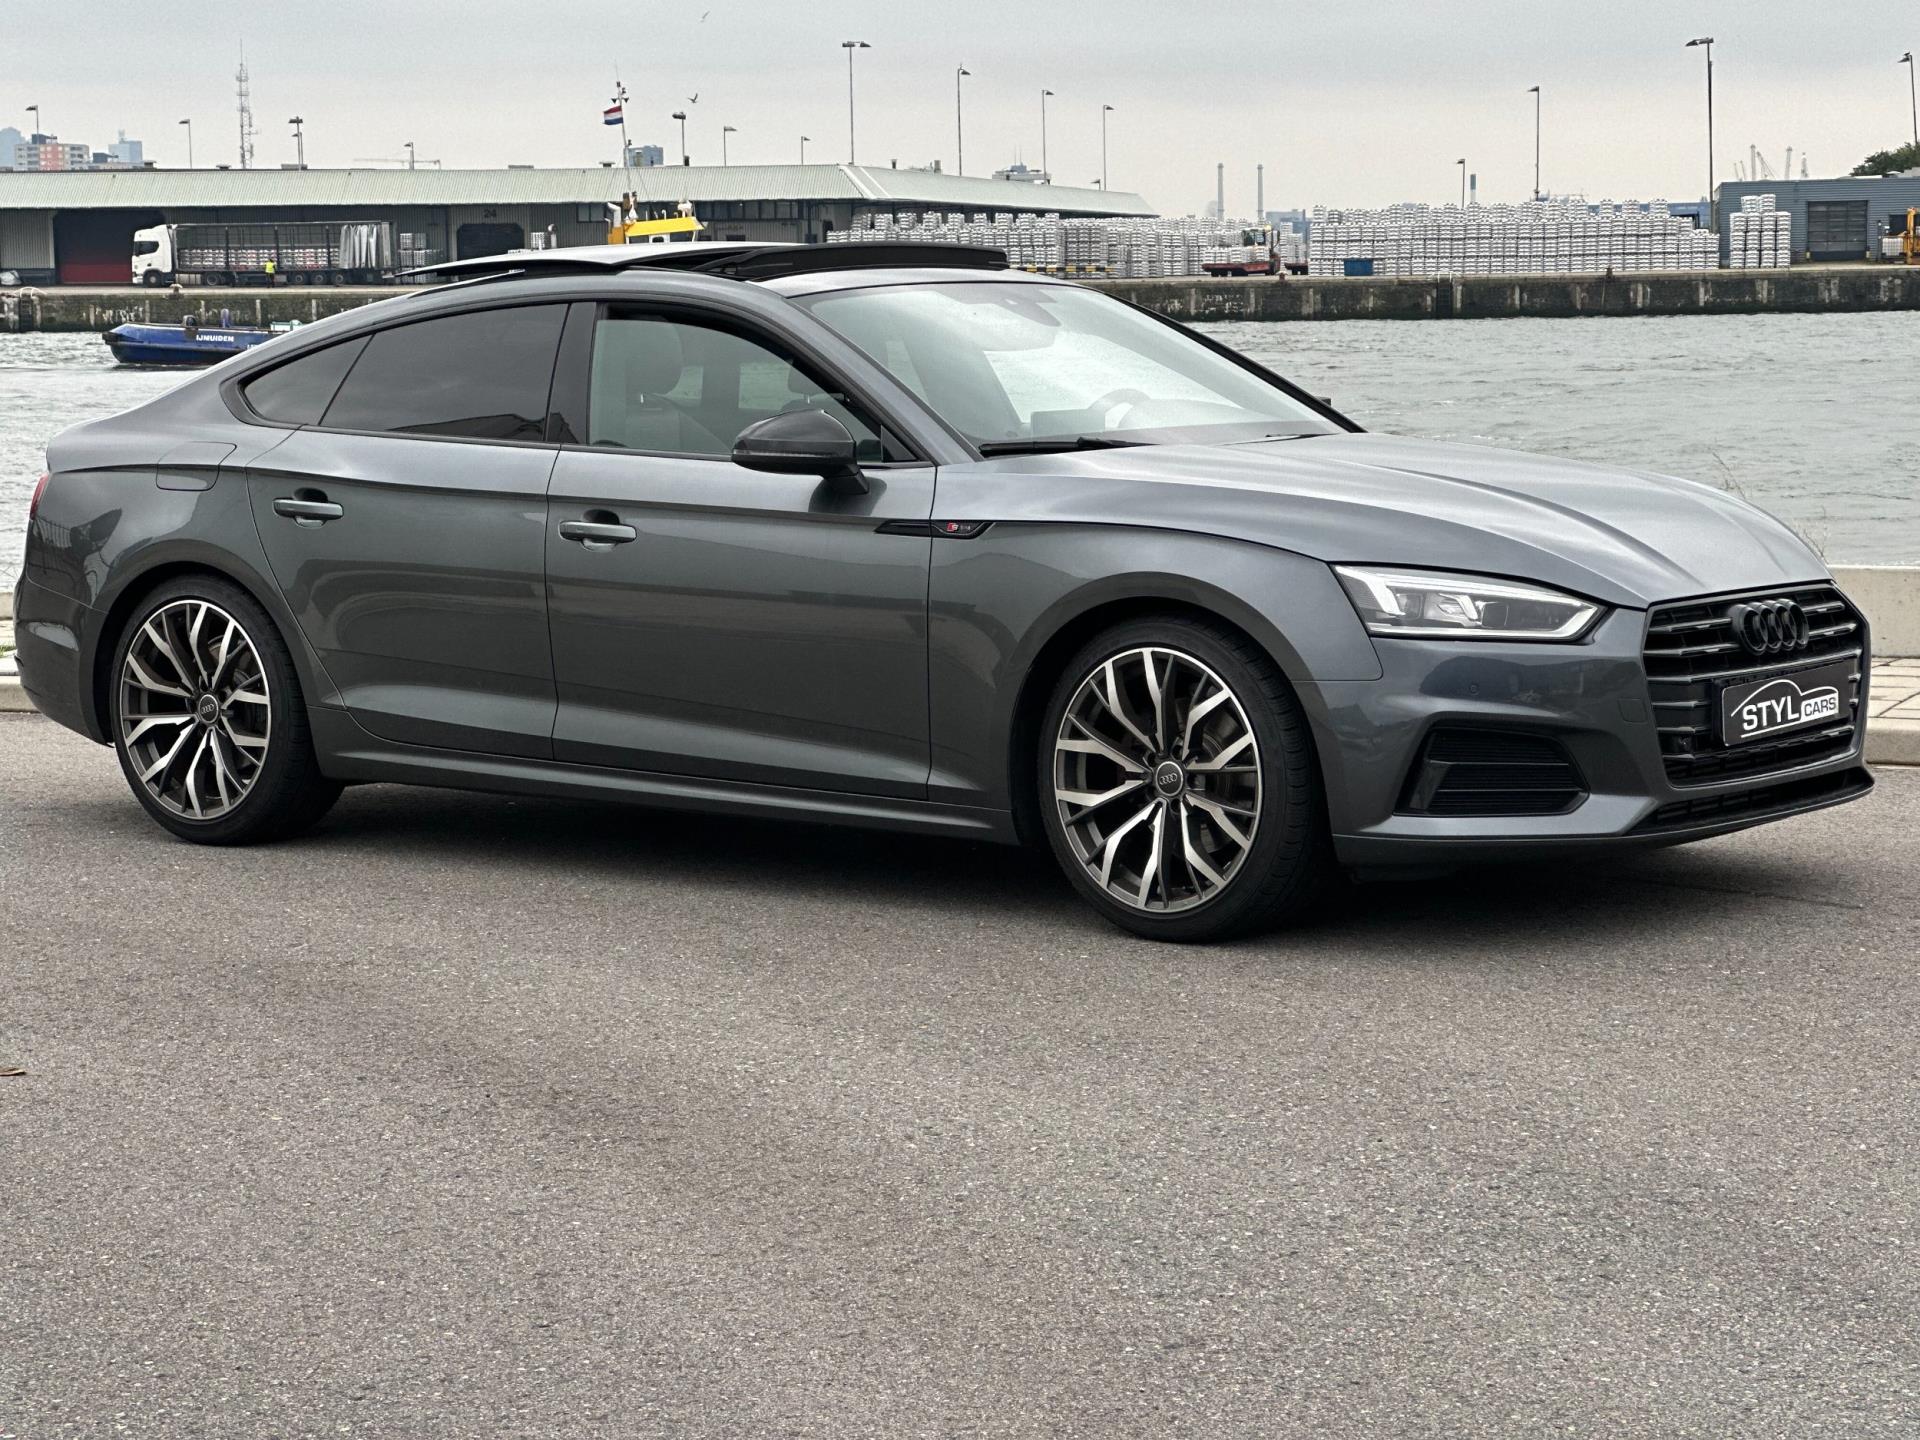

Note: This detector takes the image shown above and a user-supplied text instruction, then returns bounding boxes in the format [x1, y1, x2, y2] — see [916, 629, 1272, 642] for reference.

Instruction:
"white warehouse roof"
[0, 163, 1154, 216]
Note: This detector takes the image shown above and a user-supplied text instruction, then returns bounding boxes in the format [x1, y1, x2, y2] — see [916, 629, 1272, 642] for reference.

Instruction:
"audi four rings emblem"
[1727, 599, 1811, 656]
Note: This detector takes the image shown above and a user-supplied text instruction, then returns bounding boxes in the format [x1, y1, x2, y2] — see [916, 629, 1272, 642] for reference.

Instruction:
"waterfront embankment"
[5, 262, 1920, 333]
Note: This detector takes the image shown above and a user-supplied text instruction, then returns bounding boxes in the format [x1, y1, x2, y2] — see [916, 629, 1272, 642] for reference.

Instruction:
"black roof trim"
[404, 240, 1009, 287]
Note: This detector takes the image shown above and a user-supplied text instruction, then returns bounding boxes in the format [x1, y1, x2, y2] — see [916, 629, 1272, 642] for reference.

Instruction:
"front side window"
[586, 312, 890, 461]
[801, 281, 1334, 452]
[321, 305, 567, 441]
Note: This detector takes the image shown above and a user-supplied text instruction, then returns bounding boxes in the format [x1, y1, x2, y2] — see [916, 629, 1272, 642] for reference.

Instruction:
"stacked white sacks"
[832, 212, 1285, 277]
[1730, 194, 1793, 270]
[1306, 199, 1723, 278]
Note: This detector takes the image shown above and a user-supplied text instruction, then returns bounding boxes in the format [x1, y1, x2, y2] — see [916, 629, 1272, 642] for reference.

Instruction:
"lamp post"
[841, 40, 871, 163]
[1528, 85, 1541, 200]
[1101, 103, 1114, 190]
[1903, 52, 1918, 150]
[1041, 89, 1054, 181]
[1457, 157, 1466, 207]
[1686, 37, 1716, 231]
[955, 65, 970, 176]
[800, 134, 811, 163]
[672, 110, 688, 165]
[404, 140, 416, 171]
[26, 104, 40, 136]
[179, 118, 193, 169]
[288, 116, 305, 169]
[722, 124, 737, 165]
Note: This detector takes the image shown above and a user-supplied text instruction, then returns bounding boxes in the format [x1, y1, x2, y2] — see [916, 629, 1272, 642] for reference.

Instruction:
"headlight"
[1334, 566, 1601, 641]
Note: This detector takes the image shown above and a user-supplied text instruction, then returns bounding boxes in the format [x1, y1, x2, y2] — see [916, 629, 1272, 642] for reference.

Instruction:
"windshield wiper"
[975, 435, 1150, 457]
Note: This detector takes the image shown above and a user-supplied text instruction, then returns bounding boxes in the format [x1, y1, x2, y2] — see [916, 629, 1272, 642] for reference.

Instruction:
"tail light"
[28, 472, 50, 520]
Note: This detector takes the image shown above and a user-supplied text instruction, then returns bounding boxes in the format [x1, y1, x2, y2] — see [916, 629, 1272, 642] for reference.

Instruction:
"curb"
[1868, 718, 1920, 767]
[0, 677, 33, 714]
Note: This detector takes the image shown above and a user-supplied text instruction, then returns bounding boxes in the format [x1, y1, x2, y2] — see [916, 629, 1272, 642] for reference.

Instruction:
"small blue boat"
[103, 321, 278, 367]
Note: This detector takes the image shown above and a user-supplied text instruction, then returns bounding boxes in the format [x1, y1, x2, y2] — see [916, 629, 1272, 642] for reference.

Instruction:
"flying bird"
[687, 92, 700, 105]
[700, 9, 710, 19]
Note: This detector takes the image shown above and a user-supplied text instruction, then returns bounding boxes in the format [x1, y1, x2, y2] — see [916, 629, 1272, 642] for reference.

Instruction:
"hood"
[949, 432, 1827, 608]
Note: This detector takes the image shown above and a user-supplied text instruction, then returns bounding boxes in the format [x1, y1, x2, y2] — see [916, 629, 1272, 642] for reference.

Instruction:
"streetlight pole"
[955, 66, 970, 176]
[1687, 37, 1716, 232]
[289, 116, 305, 169]
[841, 40, 871, 163]
[1041, 89, 1054, 181]
[800, 134, 811, 164]
[26, 104, 40, 140]
[1528, 85, 1541, 200]
[404, 140, 417, 171]
[1101, 104, 1114, 190]
[179, 118, 193, 169]
[1903, 52, 1918, 150]
[1457, 157, 1466, 207]
[672, 110, 688, 165]
[723, 124, 737, 165]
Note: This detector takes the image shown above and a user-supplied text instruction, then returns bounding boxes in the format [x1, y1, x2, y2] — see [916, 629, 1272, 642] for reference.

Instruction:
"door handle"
[274, 497, 344, 526]
[559, 518, 638, 547]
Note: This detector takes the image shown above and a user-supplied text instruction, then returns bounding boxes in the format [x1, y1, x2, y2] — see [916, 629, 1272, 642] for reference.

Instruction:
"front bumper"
[1304, 605, 1873, 868]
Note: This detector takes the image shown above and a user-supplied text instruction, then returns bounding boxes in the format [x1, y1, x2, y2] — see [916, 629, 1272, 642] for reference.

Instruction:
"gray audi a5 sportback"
[14, 241, 1872, 941]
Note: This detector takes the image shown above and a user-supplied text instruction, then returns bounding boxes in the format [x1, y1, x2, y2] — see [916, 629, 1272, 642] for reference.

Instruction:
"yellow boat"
[607, 197, 706, 246]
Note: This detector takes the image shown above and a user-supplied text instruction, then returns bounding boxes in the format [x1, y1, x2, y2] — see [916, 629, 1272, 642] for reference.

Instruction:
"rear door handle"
[273, 497, 344, 525]
[559, 519, 638, 547]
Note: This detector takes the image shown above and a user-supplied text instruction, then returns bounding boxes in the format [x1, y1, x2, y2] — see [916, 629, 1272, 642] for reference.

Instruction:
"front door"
[246, 302, 568, 758]
[544, 307, 935, 796]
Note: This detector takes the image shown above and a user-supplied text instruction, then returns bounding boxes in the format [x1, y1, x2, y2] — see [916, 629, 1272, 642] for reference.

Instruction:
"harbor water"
[3, 311, 1918, 583]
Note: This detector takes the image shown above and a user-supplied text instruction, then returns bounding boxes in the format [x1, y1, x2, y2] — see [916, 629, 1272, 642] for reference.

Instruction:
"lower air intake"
[1398, 729, 1587, 818]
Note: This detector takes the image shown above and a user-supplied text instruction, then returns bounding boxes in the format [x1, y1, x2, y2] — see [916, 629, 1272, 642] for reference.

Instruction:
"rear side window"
[321, 305, 567, 441]
[241, 337, 368, 425]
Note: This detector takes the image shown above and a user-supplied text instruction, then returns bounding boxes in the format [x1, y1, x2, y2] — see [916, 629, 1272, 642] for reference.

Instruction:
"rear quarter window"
[240, 337, 369, 426]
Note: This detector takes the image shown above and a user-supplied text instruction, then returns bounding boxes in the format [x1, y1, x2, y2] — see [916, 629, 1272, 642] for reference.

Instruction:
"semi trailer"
[131, 221, 400, 286]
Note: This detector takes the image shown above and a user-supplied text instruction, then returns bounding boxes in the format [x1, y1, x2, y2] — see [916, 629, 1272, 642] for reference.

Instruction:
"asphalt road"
[3, 714, 1917, 1438]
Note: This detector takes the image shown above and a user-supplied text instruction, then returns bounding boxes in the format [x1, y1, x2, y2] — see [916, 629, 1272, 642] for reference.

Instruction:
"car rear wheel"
[1038, 616, 1333, 942]
[109, 576, 341, 845]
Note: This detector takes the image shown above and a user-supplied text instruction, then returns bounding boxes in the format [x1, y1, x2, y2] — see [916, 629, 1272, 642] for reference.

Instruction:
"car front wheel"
[109, 576, 341, 845]
[1038, 616, 1333, 942]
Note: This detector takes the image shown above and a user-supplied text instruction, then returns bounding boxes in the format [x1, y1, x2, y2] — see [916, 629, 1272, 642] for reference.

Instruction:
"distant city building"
[628, 143, 665, 168]
[0, 127, 20, 171]
[108, 133, 144, 167]
[992, 162, 1048, 184]
[13, 134, 92, 172]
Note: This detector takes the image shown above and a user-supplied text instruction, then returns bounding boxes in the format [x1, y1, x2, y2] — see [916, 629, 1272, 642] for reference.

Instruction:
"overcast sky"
[8, 2, 1917, 211]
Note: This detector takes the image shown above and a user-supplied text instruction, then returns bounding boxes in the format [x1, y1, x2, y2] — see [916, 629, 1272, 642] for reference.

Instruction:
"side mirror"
[731, 410, 868, 494]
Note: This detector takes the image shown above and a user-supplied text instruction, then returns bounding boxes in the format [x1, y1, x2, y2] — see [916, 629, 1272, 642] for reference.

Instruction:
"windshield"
[800, 280, 1335, 452]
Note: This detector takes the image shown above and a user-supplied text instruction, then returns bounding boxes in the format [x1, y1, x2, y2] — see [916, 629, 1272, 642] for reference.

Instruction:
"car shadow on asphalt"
[285, 783, 1834, 951]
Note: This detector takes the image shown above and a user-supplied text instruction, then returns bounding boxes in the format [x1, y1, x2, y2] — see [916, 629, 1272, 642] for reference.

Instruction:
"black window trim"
[552, 295, 932, 468]
[226, 298, 572, 451]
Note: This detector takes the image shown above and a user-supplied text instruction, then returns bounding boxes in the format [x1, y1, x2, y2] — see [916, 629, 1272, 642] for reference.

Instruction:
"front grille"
[1643, 583, 1866, 786]
[1398, 728, 1587, 817]
[1634, 766, 1872, 833]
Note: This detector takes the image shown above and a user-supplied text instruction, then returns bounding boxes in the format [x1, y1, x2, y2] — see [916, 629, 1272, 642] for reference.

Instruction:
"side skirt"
[309, 707, 1022, 845]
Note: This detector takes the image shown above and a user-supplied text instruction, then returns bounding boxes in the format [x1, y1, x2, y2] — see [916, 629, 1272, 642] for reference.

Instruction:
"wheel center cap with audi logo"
[1153, 760, 1185, 797]
[1727, 598, 1810, 656]
[195, 694, 221, 726]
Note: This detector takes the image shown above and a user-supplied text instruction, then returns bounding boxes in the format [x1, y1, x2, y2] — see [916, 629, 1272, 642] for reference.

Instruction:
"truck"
[131, 221, 399, 287]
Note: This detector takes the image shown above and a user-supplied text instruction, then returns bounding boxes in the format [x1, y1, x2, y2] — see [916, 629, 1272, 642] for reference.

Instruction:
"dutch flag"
[603, 103, 623, 126]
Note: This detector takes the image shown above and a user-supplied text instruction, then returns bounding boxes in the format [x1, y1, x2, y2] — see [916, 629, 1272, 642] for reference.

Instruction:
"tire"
[108, 575, 342, 845]
[1036, 615, 1334, 943]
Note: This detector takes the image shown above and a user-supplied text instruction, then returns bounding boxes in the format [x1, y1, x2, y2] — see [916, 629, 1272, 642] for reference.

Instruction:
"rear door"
[244, 303, 568, 758]
[543, 302, 936, 796]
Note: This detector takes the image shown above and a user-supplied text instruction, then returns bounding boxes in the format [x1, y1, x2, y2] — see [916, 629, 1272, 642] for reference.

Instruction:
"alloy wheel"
[118, 599, 272, 821]
[1052, 645, 1261, 913]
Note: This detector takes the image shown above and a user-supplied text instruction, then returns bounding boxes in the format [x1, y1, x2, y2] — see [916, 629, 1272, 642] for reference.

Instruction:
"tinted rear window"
[320, 305, 566, 441]
[242, 337, 368, 425]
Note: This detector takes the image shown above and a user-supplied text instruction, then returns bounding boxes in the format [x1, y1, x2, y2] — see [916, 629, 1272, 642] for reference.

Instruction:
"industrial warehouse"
[0, 162, 1153, 285]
